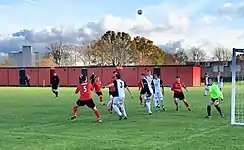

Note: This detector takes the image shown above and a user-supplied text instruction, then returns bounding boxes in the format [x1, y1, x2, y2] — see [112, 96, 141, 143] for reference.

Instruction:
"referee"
[51, 72, 60, 98]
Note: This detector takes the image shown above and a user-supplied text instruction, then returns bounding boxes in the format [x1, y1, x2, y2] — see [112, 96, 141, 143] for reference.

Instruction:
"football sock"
[145, 101, 152, 113]
[119, 104, 128, 117]
[139, 96, 143, 104]
[107, 100, 112, 110]
[112, 104, 122, 116]
[204, 89, 207, 96]
[183, 100, 189, 108]
[214, 105, 223, 115]
[207, 105, 211, 116]
[160, 97, 164, 107]
[153, 98, 158, 108]
[55, 91, 58, 97]
[99, 97, 103, 103]
[73, 105, 78, 116]
[174, 100, 179, 107]
[94, 110, 101, 120]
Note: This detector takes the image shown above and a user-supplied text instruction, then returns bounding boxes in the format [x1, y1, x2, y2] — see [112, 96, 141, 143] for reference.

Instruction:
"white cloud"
[0, 1, 244, 56]
[200, 15, 216, 25]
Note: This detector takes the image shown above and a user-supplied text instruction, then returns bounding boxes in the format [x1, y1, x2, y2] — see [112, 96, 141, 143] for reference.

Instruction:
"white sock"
[119, 104, 127, 117]
[204, 89, 207, 95]
[153, 98, 158, 108]
[145, 101, 152, 113]
[112, 104, 122, 116]
[159, 97, 164, 107]
[107, 99, 112, 108]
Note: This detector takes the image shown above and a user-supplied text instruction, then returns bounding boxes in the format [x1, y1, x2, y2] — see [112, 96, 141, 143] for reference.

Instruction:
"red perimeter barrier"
[0, 66, 201, 87]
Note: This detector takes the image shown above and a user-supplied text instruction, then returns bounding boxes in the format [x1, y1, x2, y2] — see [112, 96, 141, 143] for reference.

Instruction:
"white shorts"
[153, 91, 163, 99]
[113, 97, 125, 105]
[217, 82, 223, 89]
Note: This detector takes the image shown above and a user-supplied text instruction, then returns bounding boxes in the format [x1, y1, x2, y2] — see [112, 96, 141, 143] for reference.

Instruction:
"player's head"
[53, 72, 57, 76]
[141, 73, 145, 79]
[176, 76, 180, 82]
[113, 71, 117, 76]
[81, 76, 87, 83]
[147, 70, 151, 75]
[218, 71, 221, 75]
[153, 73, 159, 79]
[115, 74, 121, 79]
[205, 72, 208, 76]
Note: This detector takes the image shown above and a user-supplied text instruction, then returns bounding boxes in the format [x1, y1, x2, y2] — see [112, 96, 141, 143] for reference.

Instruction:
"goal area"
[231, 48, 244, 125]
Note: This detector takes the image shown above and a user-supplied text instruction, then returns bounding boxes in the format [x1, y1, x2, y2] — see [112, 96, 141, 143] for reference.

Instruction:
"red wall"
[192, 67, 201, 86]
[55, 68, 68, 86]
[177, 67, 193, 86]
[0, 69, 9, 85]
[68, 68, 81, 86]
[0, 66, 201, 87]
[26, 68, 39, 86]
[38, 68, 50, 86]
[161, 67, 177, 86]
[8, 69, 19, 86]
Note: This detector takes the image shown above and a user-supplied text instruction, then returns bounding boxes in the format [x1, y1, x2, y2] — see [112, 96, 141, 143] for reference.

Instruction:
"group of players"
[50, 69, 225, 123]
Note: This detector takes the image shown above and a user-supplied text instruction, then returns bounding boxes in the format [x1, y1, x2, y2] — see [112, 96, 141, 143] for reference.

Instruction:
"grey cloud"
[218, 2, 244, 17]
[160, 40, 183, 53]
[0, 16, 183, 53]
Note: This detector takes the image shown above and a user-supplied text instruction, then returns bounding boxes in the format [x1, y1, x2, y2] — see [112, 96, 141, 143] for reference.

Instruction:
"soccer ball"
[137, 9, 143, 15]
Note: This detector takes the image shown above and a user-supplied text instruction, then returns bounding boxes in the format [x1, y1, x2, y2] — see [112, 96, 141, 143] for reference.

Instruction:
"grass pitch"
[0, 86, 243, 150]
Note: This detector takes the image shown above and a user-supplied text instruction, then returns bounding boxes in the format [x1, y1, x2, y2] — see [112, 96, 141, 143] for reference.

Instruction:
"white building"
[8, 45, 45, 67]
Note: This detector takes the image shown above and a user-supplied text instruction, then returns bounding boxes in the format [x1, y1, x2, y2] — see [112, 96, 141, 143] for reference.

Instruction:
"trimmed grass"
[0, 85, 243, 150]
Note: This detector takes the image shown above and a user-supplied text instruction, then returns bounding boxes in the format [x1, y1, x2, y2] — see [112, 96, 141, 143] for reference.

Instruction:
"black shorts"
[211, 98, 219, 102]
[52, 85, 58, 90]
[96, 92, 103, 96]
[109, 91, 113, 96]
[140, 90, 144, 95]
[76, 99, 95, 109]
[174, 93, 185, 100]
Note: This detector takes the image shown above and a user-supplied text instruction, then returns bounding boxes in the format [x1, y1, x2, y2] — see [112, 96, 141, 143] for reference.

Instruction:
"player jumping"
[204, 73, 210, 96]
[140, 73, 153, 115]
[205, 77, 224, 118]
[71, 75, 102, 123]
[93, 76, 105, 105]
[51, 72, 59, 98]
[104, 74, 133, 120]
[171, 76, 191, 111]
[151, 74, 165, 111]
[107, 71, 117, 113]
[217, 71, 223, 91]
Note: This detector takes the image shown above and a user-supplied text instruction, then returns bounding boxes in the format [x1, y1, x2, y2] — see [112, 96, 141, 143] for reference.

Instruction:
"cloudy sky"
[0, 0, 244, 56]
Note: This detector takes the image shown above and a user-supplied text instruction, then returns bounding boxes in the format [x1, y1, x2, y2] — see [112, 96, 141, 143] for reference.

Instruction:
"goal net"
[231, 48, 244, 125]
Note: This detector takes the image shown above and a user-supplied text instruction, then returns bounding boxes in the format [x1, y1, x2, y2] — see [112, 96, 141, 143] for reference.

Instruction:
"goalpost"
[231, 48, 244, 125]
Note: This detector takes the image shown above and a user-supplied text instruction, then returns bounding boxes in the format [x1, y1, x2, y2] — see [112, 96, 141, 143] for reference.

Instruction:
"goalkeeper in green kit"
[205, 77, 224, 118]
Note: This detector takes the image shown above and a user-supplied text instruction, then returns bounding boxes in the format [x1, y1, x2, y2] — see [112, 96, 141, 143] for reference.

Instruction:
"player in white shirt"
[104, 74, 133, 120]
[217, 71, 224, 91]
[204, 73, 210, 96]
[146, 70, 153, 85]
[151, 74, 165, 111]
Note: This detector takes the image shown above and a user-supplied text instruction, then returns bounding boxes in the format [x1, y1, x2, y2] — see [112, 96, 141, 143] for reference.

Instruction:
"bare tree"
[174, 48, 188, 65]
[188, 47, 206, 62]
[77, 42, 96, 66]
[212, 47, 232, 61]
[45, 40, 71, 66]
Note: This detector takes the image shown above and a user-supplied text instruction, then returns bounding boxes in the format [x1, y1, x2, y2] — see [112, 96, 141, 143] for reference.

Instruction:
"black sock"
[207, 105, 211, 116]
[52, 90, 56, 94]
[215, 105, 222, 115]
[56, 91, 58, 97]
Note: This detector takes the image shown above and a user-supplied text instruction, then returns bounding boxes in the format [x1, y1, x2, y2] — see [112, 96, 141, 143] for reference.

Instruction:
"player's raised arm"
[75, 85, 81, 94]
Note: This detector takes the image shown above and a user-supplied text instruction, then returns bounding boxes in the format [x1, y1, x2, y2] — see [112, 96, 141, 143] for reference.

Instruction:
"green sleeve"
[213, 84, 223, 99]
